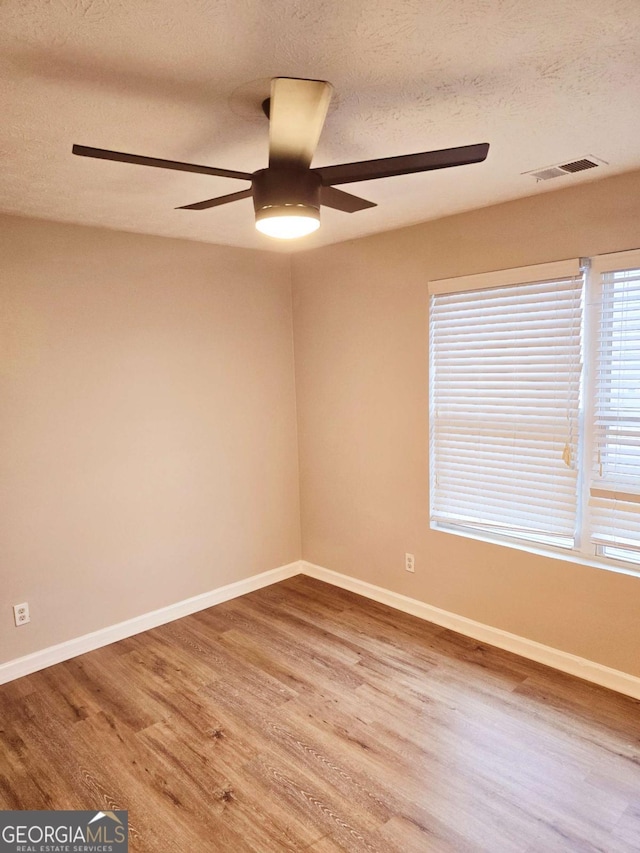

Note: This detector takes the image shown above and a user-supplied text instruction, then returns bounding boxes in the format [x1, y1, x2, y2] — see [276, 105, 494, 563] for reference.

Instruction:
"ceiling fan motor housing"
[252, 167, 321, 223]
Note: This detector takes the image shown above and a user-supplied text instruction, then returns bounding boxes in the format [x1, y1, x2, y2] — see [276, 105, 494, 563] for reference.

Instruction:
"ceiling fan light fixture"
[255, 204, 320, 239]
[253, 167, 322, 239]
[72, 78, 489, 239]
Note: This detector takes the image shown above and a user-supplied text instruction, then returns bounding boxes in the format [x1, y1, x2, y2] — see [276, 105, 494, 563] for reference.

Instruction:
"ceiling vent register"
[523, 156, 607, 182]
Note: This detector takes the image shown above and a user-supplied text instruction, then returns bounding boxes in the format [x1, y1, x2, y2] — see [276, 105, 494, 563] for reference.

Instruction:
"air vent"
[560, 158, 599, 173]
[523, 156, 607, 182]
[531, 167, 567, 181]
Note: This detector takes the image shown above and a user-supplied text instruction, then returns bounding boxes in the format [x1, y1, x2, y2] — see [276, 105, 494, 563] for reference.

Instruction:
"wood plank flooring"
[1, 574, 639, 851]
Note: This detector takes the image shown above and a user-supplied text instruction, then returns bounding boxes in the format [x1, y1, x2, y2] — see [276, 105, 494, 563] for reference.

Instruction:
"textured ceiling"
[1, 0, 639, 251]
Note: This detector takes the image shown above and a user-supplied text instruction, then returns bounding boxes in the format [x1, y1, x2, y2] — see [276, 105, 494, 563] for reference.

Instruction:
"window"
[429, 251, 640, 573]
[588, 250, 640, 566]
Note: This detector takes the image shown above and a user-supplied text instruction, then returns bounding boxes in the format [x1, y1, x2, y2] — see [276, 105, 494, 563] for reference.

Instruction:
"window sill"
[431, 521, 640, 580]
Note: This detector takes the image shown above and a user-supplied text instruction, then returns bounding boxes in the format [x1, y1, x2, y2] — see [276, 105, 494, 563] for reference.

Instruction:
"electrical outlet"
[405, 553, 415, 573]
[13, 602, 30, 626]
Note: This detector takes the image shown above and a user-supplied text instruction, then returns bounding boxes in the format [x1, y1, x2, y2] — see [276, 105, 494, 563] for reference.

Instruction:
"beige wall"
[292, 169, 640, 678]
[3, 170, 640, 679]
[1, 215, 300, 664]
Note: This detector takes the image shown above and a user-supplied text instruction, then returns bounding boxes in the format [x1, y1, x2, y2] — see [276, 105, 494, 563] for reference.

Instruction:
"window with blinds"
[429, 259, 584, 548]
[429, 251, 640, 572]
[588, 249, 640, 565]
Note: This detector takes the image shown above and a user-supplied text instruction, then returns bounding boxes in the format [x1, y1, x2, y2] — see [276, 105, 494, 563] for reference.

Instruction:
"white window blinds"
[429, 260, 584, 548]
[589, 249, 640, 564]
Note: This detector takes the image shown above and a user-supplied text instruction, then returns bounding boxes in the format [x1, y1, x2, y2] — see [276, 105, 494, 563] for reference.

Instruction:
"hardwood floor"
[1, 574, 639, 852]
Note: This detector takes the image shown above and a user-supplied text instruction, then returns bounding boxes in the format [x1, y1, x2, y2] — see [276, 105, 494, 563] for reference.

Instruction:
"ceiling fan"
[73, 77, 489, 240]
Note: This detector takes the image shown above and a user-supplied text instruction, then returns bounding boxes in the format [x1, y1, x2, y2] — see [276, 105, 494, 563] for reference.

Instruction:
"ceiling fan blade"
[268, 78, 333, 169]
[72, 145, 252, 181]
[314, 143, 490, 186]
[176, 188, 253, 210]
[321, 186, 376, 213]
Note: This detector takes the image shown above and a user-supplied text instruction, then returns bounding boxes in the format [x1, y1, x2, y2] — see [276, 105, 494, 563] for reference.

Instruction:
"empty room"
[1, 1, 639, 851]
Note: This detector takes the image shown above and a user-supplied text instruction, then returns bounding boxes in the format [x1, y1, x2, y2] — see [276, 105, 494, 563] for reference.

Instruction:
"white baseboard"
[3, 558, 639, 701]
[0, 561, 302, 685]
[300, 560, 640, 701]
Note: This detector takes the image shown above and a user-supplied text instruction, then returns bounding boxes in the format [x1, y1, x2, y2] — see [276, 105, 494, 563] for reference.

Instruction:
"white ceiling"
[1, 0, 639, 252]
